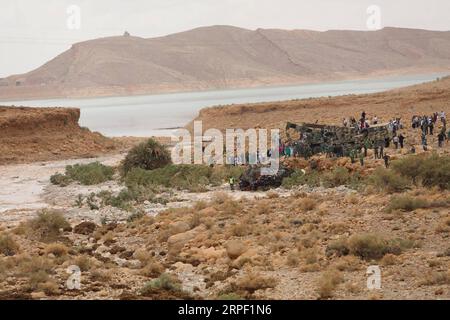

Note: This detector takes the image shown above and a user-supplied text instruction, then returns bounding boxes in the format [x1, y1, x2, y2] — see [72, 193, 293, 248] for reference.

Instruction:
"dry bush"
[233, 273, 277, 293]
[297, 198, 317, 212]
[133, 249, 152, 264]
[212, 192, 232, 205]
[72, 255, 93, 272]
[436, 217, 450, 233]
[286, 250, 300, 266]
[231, 223, 248, 237]
[254, 201, 270, 215]
[345, 194, 359, 205]
[28, 270, 50, 290]
[17, 210, 71, 242]
[420, 271, 450, 286]
[380, 253, 399, 266]
[45, 243, 69, 257]
[327, 222, 348, 235]
[332, 255, 361, 271]
[194, 201, 207, 211]
[90, 269, 113, 282]
[140, 261, 165, 278]
[316, 269, 344, 299]
[301, 248, 318, 265]
[218, 199, 242, 216]
[297, 231, 320, 249]
[38, 280, 60, 295]
[189, 212, 202, 229]
[386, 195, 430, 213]
[266, 191, 279, 199]
[368, 167, 410, 193]
[0, 233, 20, 256]
[327, 233, 413, 261]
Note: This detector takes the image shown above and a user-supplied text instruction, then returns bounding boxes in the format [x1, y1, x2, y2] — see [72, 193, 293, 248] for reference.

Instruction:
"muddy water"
[0, 155, 124, 213]
[1, 73, 447, 137]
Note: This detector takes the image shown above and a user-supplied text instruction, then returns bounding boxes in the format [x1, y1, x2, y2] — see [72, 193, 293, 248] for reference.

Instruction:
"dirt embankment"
[188, 76, 450, 137]
[0, 106, 120, 165]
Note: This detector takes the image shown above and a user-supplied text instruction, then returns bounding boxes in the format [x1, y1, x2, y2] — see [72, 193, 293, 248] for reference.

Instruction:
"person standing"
[229, 176, 236, 191]
[383, 154, 390, 168]
[359, 151, 365, 166]
[393, 135, 399, 149]
[349, 149, 356, 164]
[398, 134, 405, 149]
[438, 131, 445, 148]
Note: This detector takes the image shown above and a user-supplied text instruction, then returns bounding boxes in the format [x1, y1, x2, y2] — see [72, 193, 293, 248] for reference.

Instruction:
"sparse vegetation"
[17, 210, 71, 242]
[122, 138, 171, 175]
[392, 154, 450, 190]
[327, 233, 414, 260]
[316, 269, 344, 299]
[50, 162, 114, 186]
[386, 195, 430, 212]
[0, 233, 20, 256]
[125, 164, 243, 192]
[232, 273, 277, 294]
[141, 273, 181, 294]
[368, 167, 410, 193]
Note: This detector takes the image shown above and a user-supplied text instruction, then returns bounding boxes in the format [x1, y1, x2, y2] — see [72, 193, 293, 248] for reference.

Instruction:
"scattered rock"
[225, 240, 247, 260]
[73, 222, 98, 235]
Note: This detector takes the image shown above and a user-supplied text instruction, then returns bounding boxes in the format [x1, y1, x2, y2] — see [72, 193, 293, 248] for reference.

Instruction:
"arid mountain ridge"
[1, 25, 450, 100]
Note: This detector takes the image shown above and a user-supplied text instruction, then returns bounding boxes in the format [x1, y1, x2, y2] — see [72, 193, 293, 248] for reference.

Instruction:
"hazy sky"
[1, 0, 449, 77]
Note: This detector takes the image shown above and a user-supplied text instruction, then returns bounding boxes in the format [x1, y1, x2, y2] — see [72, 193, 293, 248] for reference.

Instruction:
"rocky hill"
[1, 26, 450, 99]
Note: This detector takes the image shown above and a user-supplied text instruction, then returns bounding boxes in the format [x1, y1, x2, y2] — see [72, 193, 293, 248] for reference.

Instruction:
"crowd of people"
[411, 111, 448, 150]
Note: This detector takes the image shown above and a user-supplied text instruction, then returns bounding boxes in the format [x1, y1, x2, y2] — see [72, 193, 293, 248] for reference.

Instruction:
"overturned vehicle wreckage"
[285, 121, 393, 158]
[239, 165, 293, 191]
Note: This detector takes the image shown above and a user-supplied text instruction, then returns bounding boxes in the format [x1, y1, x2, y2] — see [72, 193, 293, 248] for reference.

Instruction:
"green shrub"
[368, 167, 410, 193]
[50, 162, 114, 186]
[125, 164, 243, 192]
[322, 167, 351, 187]
[282, 169, 320, 188]
[141, 273, 181, 294]
[50, 173, 71, 187]
[392, 154, 450, 190]
[122, 138, 171, 175]
[386, 195, 430, 212]
[0, 233, 20, 256]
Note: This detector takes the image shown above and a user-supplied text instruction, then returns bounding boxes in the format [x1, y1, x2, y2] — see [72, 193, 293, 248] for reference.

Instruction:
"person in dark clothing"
[385, 137, 390, 148]
[383, 154, 390, 168]
[429, 121, 434, 135]
[379, 143, 384, 158]
[438, 132, 445, 148]
[398, 134, 405, 149]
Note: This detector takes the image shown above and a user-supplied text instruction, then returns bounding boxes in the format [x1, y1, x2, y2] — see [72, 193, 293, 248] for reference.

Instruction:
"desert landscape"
[0, 76, 449, 300]
[1, 1, 450, 303]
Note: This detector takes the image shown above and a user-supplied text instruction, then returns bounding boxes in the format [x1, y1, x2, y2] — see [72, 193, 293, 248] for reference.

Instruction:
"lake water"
[1, 73, 447, 137]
